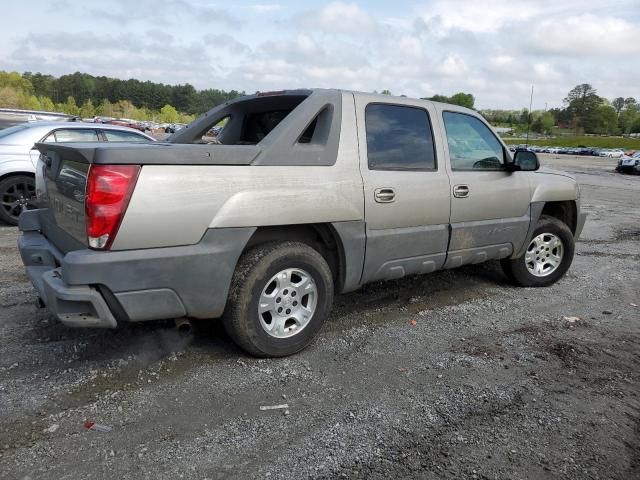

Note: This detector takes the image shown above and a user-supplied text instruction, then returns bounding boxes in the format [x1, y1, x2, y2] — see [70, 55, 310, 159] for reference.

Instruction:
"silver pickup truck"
[18, 89, 586, 357]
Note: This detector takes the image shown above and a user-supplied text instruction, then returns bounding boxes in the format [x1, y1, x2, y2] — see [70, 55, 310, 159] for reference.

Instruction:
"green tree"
[62, 96, 80, 116]
[449, 92, 475, 109]
[540, 111, 555, 134]
[159, 104, 179, 123]
[380, 89, 392, 95]
[21, 93, 42, 110]
[0, 86, 20, 108]
[0, 71, 34, 93]
[426, 94, 450, 103]
[587, 104, 618, 134]
[79, 99, 96, 118]
[612, 97, 625, 115]
[40, 96, 55, 111]
[631, 116, 640, 134]
[96, 99, 114, 117]
[619, 104, 640, 133]
[425, 92, 474, 109]
[564, 84, 601, 134]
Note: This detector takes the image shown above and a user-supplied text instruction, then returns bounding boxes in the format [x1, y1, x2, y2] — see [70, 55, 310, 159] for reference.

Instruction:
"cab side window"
[365, 104, 436, 170]
[443, 112, 505, 170]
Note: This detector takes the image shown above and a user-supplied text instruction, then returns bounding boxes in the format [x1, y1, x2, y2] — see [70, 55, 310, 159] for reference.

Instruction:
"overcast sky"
[2, 0, 639, 109]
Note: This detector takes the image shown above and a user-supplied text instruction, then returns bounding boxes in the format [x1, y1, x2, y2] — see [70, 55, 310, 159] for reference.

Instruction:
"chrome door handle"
[453, 184, 470, 198]
[374, 188, 396, 203]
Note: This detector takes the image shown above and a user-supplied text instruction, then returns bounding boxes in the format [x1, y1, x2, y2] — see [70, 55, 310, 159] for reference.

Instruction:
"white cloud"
[246, 4, 281, 13]
[3, 0, 640, 109]
[530, 14, 640, 56]
[298, 2, 376, 34]
[417, 0, 542, 35]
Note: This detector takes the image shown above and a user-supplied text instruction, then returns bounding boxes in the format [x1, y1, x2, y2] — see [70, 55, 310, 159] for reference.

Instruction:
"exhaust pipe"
[174, 317, 193, 335]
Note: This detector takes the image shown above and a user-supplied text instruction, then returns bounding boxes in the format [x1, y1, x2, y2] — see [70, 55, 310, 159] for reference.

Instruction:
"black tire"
[501, 215, 575, 287]
[223, 241, 334, 357]
[0, 175, 36, 226]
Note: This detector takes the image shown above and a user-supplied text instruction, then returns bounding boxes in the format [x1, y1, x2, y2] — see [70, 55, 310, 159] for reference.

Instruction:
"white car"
[0, 122, 154, 225]
[600, 148, 624, 158]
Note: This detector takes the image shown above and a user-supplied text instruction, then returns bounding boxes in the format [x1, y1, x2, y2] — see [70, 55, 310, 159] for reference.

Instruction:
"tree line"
[1, 72, 638, 134]
[0, 71, 243, 123]
[482, 84, 640, 136]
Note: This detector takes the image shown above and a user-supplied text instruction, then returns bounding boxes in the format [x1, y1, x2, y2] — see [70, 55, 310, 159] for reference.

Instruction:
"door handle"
[453, 184, 470, 198]
[374, 188, 396, 203]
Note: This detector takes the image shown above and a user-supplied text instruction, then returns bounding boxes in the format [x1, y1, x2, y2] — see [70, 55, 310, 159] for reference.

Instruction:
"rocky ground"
[0, 154, 638, 479]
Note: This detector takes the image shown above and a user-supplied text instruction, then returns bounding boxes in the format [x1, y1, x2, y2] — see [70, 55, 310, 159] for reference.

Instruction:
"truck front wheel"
[501, 215, 575, 287]
[223, 241, 334, 357]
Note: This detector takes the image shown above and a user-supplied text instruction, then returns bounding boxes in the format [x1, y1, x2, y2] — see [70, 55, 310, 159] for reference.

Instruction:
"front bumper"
[616, 164, 636, 173]
[18, 210, 255, 328]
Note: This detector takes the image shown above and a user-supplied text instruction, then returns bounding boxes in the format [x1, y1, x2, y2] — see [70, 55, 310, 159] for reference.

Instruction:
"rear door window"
[365, 104, 436, 170]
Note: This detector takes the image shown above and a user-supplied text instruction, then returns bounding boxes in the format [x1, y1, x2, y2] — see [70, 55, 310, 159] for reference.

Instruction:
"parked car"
[616, 152, 640, 174]
[18, 89, 586, 357]
[600, 148, 624, 158]
[0, 122, 154, 225]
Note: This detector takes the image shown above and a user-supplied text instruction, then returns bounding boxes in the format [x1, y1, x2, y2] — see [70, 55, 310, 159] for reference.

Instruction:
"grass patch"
[502, 136, 640, 149]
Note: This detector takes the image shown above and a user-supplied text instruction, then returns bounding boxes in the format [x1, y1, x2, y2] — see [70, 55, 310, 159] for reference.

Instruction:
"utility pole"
[525, 85, 534, 147]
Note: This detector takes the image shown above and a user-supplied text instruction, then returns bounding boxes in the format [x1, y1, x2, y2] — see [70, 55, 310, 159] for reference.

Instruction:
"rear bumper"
[19, 232, 118, 328]
[18, 210, 255, 328]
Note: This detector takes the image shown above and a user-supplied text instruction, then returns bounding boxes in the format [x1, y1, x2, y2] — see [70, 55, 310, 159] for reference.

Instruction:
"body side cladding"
[61, 227, 257, 319]
[330, 221, 366, 293]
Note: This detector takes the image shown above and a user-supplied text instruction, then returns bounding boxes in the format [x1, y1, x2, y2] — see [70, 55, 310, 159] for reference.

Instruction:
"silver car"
[0, 122, 155, 225]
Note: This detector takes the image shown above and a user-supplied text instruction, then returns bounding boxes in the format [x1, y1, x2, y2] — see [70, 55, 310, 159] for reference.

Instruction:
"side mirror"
[511, 149, 540, 171]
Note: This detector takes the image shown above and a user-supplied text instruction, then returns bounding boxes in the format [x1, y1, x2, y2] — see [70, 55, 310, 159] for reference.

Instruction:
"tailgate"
[35, 143, 95, 251]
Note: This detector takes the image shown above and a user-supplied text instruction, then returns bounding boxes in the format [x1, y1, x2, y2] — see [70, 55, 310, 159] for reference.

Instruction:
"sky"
[1, 0, 639, 109]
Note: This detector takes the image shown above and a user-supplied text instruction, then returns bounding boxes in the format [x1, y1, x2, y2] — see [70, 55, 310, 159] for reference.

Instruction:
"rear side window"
[240, 110, 291, 144]
[52, 129, 100, 142]
[104, 130, 150, 142]
[365, 104, 436, 170]
[443, 112, 505, 170]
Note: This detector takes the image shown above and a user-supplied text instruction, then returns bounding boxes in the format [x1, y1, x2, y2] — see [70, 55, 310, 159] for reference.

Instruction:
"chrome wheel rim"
[258, 268, 318, 339]
[525, 233, 564, 277]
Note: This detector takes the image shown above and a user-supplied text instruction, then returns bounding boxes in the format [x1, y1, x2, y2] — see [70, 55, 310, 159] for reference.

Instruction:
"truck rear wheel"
[501, 215, 575, 287]
[223, 241, 334, 357]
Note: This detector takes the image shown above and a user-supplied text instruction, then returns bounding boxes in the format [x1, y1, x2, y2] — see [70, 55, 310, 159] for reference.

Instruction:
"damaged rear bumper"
[18, 209, 255, 328]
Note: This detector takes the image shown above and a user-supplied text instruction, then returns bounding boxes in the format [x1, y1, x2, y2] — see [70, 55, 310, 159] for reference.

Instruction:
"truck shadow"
[16, 261, 512, 368]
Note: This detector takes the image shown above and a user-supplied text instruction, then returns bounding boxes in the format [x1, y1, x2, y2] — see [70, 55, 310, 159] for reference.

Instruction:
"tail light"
[85, 164, 140, 249]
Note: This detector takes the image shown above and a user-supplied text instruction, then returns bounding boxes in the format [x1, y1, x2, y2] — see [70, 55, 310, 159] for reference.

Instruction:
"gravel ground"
[0, 154, 639, 480]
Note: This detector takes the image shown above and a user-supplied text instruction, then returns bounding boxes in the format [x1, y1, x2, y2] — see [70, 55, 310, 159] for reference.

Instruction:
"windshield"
[0, 123, 29, 139]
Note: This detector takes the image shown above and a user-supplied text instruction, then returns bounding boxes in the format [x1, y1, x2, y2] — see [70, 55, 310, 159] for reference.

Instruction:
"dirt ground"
[0, 154, 638, 480]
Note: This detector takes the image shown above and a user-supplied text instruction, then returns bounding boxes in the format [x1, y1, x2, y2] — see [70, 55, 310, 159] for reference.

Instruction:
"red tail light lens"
[85, 164, 140, 250]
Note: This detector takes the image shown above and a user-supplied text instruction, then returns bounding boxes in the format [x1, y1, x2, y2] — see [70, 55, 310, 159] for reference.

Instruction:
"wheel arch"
[242, 221, 365, 294]
[0, 170, 35, 182]
[512, 200, 578, 259]
[540, 200, 578, 234]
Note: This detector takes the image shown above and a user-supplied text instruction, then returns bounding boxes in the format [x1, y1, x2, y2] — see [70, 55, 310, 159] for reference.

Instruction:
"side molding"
[511, 202, 545, 258]
[331, 221, 366, 293]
